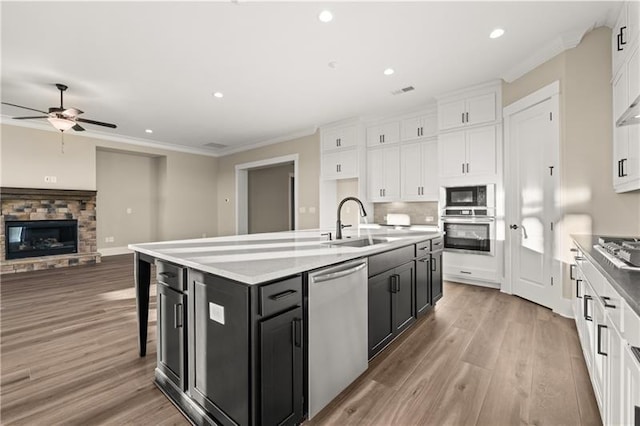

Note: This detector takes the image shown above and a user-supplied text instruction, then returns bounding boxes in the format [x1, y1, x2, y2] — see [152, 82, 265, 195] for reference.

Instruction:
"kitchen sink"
[324, 237, 389, 248]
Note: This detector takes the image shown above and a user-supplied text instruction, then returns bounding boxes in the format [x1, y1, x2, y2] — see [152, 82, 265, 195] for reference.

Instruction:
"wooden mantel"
[0, 187, 97, 199]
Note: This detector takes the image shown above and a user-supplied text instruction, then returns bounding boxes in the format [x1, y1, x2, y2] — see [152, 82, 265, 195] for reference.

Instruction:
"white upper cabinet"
[438, 125, 497, 180]
[400, 139, 439, 201]
[367, 146, 400, 202]
[401, 113, 438, 141]
[322, 150, 358, 180]
[612, 3, 640, 193]
[322, 125, 357, 151]
[438, 92, 496, 131]
[366, 121, 400, 147]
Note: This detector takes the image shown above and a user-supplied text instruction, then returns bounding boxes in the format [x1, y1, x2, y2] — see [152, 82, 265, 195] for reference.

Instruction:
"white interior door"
[507, 95, 558, 309]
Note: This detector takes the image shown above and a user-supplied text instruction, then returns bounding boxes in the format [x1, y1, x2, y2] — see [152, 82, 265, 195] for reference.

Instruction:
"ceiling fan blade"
[1, 102, 48, 115]
[13, 116, 48, 120]
[63, 108, 83, 117]
[76, 118, 117, 129]
[72, 124, 85, 132]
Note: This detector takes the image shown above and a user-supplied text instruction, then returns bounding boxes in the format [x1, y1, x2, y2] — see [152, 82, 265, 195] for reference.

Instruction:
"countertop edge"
[571, 234, 640, 318]
[130, 231, 442, 285]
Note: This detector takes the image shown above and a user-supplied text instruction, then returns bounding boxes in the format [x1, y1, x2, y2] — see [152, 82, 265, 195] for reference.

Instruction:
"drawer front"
[580, 259, 604, 296]
[260, 276, 302, 317]
[431, 237, 444, 252]
[416, 240, 431, 256]
[156, 260, 186, 292]
[368, 245, 415, 277]
[601, 278, 623, 334]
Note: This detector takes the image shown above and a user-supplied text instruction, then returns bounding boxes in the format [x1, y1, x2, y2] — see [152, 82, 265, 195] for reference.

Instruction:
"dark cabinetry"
[156, 261, 187, 391]
[415, 255, 432, 315]
[368, 246, 416, 359]
[431, 246, 443, 304]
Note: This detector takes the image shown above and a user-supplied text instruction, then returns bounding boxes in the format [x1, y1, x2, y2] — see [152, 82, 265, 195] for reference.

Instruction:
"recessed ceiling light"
[318, 10, 333, 23]
[635, 114, 640, 118]
[383, 68, 395, 76]
[328, 61, 338, 69]
[213, 92, 224, 98]
[145, 129, 153, 134]
[490, 28, 505, 39]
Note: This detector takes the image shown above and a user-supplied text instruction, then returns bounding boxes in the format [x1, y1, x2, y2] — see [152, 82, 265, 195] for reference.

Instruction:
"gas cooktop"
[594, 237, 640, 270]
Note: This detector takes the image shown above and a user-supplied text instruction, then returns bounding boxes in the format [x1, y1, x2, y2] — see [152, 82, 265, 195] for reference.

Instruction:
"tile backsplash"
[373, 202, 439, 226]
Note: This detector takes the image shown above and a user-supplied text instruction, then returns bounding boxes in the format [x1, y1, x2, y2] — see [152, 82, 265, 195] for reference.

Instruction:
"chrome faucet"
[336, 197, 367, 240]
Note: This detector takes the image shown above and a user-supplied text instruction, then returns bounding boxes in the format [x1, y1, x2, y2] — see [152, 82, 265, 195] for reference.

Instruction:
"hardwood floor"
[1, 255, 600, 425]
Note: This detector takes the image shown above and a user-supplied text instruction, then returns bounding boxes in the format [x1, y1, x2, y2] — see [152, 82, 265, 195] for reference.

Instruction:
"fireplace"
[5, 220, 78, 260]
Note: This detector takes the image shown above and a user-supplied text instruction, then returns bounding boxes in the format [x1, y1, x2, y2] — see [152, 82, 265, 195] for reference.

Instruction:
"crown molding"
[215, 126, 318, 157]
[501, 25, 596, 83]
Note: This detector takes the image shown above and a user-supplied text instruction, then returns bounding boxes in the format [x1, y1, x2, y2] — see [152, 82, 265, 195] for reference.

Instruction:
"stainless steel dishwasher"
[308, 258, 368, 419]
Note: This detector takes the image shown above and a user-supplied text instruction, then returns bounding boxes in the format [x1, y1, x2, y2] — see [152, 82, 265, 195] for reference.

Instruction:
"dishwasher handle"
[312, 262, 367, 283]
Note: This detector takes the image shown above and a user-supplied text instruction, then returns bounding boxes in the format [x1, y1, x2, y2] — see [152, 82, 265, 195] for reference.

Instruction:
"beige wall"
[217, 132, 320, 236]
[336, 178, 361, 228]
[96, 149, 159, 249]
[0, 124, 219, 244]
[503, 26, 640, 298]
[248, 163, 294, 233]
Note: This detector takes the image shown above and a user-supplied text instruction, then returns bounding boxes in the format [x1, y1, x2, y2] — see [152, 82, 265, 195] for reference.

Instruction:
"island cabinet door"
[188, 271, 250, 426]
[368, 270, 395, 359]
[393, 262, 416, 334]
[415, 257, 431, 317]
[431, 251, 443, 304]
[157, 283, 186, 391]
[259, 307, 303, 426]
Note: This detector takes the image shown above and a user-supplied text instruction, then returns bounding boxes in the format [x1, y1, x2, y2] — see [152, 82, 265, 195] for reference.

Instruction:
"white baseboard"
[554, 296, 574, 318]
[98, 246, 133, 256]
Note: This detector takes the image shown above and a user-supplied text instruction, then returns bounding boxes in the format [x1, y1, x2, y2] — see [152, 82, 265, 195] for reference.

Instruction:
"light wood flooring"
[1, 255, 600, 425]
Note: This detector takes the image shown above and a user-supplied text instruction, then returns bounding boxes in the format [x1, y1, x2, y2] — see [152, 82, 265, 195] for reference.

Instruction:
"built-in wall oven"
[441, 184, 496, 256]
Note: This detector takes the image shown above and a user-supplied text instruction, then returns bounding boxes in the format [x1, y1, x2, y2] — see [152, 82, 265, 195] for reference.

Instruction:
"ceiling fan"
[1, 83, 117, 132]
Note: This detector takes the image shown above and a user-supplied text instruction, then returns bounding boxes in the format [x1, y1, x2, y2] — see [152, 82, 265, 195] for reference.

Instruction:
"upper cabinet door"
[321, 125, 357, 151]
[383, 146, 401, 200]
[465, 93, 496, 127]
[401, 117, 423, 141]
[367, 148, 386, 200]
[612, 3, 630, 76]
[421, 139, 439, 200]
[438, 131, 467, 178]
[465, 126, 496, 177]
[400, 142, 422, 199]
[366, 121, 400, 147]
[439, 99, 466, 131]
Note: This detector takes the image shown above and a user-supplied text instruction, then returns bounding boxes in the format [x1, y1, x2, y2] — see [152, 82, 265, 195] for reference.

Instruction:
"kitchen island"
[130, 227, 442, 426]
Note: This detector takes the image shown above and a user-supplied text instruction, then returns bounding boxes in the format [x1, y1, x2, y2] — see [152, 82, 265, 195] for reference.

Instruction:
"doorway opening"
[235, 154, 299, 235]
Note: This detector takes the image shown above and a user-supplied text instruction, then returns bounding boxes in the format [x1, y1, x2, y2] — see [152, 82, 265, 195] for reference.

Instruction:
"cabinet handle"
[462, 163, 465, 174]
[461, 112, 465, 124]
[174, 303, 183, 328]
[584, 295, 593, 321]
[618, 159, 622, 177]
[621, 158, 628, 177]
[597, 324, 607, 356]
[382, 134, 385, 143]
[466, 112, 469, 123]
[292, 318, 302, 348]
[621, 26, 627, 46]
[576, 279, 582, 298]
[383, 188, 386, 196]
[570, 264, 576, 280]
[602, 296, 616, 309]
[460, 270, 472, 275]
[466, 163, 469, 173]
[395, 275, 400, 293]
[431, 257, 437, 272]
[159, 271, 176, 279]
[269, 289, 298, 301]
[617, 32, 623, 51]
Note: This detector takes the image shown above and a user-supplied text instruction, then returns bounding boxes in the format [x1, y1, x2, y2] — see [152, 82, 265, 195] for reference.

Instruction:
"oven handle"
[442, 217, 495, 223]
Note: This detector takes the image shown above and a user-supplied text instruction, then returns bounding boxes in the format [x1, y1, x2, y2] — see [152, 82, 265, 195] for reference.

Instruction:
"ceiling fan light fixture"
[47, 116, 76, 132]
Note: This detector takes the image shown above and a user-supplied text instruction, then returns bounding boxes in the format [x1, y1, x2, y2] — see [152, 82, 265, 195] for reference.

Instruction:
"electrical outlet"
[105, 236, 115, 243]
[44, 176, 50, 183]
[299, 207, 306, 214]
[425, 216, 434, 222]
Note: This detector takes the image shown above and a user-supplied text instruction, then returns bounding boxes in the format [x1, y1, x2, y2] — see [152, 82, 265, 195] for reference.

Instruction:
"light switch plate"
[209, 302, 225, 325]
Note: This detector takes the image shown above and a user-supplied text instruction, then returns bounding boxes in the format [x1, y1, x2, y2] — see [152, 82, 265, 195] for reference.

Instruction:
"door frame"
[502, 81, 566, 314]
[235, 154, 299, 235]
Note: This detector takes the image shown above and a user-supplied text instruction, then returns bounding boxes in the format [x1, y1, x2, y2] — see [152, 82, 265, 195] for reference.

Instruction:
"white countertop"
[128, 227, 441, 285]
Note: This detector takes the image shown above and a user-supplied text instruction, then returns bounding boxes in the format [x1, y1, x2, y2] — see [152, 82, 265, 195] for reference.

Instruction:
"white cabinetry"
[367, 146, 400, 202]
[401, 114, 437, 141]
[438, 125, 497, 180]
[322, 126, 357, 151]
[366, 122, 400, 147]
[612, 1, 640, 193]
[400, 139, 438, 201]
[438, 92, 496, 131]
[572, 244, 640, 425]
[322, 150, 358, 179]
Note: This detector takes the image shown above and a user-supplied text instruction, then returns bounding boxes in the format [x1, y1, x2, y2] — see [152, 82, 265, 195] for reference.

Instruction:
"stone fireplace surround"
[1, 187, 101, 273]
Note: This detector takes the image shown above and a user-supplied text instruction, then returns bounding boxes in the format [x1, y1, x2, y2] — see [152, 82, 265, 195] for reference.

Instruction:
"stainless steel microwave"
[444, 185, 494, 208]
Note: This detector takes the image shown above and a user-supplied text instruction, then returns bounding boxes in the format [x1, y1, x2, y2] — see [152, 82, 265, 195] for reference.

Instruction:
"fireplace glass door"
[5, 220, 78, 260]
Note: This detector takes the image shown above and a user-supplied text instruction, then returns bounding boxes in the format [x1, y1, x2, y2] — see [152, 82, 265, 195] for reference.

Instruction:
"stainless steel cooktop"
[595, 237, 640, 270]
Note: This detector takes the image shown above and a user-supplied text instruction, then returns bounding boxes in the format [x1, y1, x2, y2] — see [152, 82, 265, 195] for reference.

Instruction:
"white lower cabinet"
[573, 246, 640, 425]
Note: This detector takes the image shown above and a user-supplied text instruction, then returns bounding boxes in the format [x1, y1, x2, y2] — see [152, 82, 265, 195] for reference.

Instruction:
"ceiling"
[1, 1, 617, 156]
